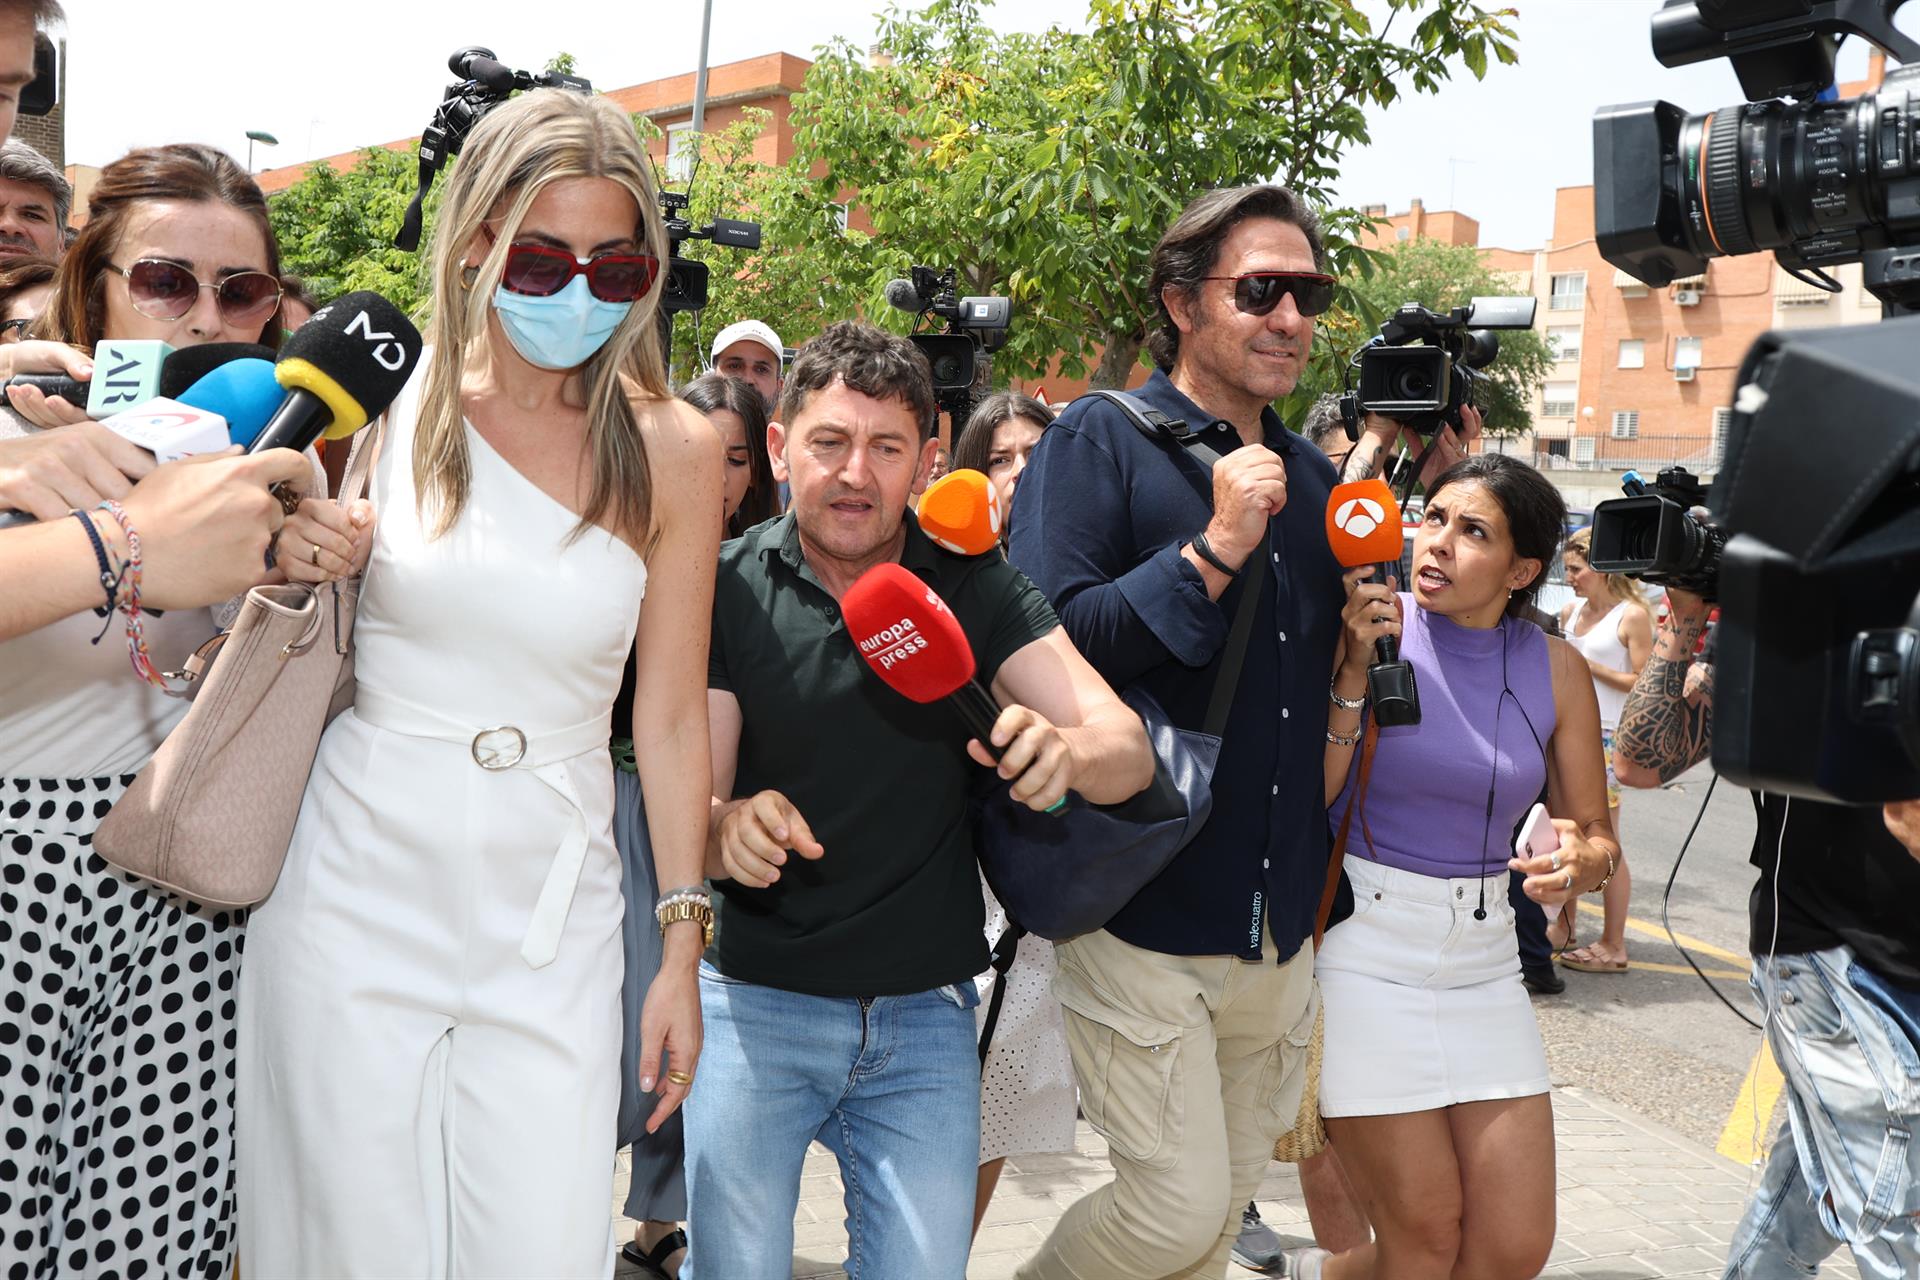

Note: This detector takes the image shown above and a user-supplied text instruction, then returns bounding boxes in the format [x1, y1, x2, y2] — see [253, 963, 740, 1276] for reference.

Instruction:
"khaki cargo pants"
[1018, 927, 1317, 1280]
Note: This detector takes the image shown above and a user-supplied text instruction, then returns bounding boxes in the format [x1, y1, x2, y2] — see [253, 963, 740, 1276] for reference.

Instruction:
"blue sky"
[67, 0, 1897, 250]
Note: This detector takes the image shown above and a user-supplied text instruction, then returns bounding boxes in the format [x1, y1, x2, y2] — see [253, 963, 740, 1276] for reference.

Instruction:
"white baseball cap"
[710, 319, 784, 367]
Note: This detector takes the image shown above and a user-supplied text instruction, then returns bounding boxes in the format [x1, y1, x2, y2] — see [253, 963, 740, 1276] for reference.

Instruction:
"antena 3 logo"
[1334, 496, 1388, 539]
[858, 616, 929, 671]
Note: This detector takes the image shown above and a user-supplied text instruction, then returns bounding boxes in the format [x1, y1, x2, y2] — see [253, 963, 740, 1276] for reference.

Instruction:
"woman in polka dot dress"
[0, 146, 297, 1279]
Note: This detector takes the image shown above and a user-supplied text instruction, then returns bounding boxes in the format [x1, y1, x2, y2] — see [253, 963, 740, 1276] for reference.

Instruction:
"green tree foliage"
[1289, 235, 1552, 435]
[267, 145, 440, 320]
[787, 0, 1519, 388]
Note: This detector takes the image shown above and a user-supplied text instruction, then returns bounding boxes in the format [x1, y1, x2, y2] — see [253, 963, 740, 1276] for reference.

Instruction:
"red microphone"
[843, 562, 1004, 750]
[1325, 478, 1420, 726]
[918, 468, 1002, 555]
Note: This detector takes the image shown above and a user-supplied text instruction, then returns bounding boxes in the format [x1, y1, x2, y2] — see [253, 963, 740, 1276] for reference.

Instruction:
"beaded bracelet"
[92, 500, 165, 687]
[1329, 681, 1366, 712]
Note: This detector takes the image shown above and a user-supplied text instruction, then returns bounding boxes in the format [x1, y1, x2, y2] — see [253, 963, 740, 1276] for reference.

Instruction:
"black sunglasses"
[1200, 271, 1337, 318]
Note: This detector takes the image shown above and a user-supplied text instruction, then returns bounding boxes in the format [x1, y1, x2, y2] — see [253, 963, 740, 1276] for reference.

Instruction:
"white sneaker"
[1277, 1245, 1331, 1279]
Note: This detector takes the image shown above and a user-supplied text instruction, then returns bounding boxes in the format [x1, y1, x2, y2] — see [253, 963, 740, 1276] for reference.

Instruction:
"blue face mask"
[492, 274, 633, 371]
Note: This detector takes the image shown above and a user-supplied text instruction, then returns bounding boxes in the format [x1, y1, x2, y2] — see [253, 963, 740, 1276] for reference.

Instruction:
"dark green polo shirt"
[708, 511, 1059, 997]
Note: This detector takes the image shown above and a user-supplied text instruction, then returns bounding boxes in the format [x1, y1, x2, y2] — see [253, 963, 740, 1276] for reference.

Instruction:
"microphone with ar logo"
[1326, 477, 1419, 727]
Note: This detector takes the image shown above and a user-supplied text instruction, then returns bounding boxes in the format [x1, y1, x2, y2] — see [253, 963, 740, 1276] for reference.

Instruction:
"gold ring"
[310, 542, 322, 566]
[666, 1070, 693, 1087]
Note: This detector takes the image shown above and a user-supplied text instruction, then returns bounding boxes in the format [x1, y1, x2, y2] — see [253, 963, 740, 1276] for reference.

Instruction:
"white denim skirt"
[1316, 854, 1551, 1117]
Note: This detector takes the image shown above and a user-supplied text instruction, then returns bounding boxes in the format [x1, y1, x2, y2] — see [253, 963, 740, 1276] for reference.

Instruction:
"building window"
[1541, 381, 1576, 417]
[1549, 273, 1585, 311]
[1618, 339, 1645, 369]
[1611, 410, 1640, 440]
[665, 122, 696, 183]
[1674, 336, 1703, 369]
[1573, 437, 1596, 464]
[831, 202, 850, 233]
[1546, 325, 1581, 362]
[1396, 225, 1411, 241]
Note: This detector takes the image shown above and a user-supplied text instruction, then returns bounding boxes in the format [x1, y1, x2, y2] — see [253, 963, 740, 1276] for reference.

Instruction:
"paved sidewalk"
[612, 1085, 1860, 1279]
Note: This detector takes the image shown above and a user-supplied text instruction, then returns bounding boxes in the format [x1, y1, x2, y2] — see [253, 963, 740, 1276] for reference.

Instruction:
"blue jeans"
[682, 963, 982, 1280]
[1725, 947, 1920, 1280]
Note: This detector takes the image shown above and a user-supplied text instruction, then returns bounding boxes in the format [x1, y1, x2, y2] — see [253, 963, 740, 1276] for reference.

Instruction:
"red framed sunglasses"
[1201, 270, 1337, 318]
[486, 228, 660, 304]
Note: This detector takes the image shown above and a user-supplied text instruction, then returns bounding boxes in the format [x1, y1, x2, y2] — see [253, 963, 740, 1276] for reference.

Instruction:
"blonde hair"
[1563, 527, 1648, 609]
[414, 88, 670, 544]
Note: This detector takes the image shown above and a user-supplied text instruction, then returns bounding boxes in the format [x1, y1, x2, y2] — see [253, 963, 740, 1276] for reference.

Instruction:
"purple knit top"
[1331, 595, 1558, 880]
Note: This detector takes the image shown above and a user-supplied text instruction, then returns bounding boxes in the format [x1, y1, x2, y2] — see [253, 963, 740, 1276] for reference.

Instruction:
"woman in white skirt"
[236, 89, 721, 1276]
[1301, 455, 1620, 1280]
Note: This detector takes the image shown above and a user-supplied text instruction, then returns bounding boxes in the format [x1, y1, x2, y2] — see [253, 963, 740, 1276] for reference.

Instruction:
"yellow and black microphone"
[247, 291, 424, 456]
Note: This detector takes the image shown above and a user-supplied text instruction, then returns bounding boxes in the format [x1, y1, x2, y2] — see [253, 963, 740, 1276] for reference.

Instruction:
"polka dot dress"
[0, 776, 244, 1280]
[973, 876, 1079, 1166]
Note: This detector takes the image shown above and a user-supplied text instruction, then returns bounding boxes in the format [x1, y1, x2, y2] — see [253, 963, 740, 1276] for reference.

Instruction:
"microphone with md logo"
[247, 291, 423, 457]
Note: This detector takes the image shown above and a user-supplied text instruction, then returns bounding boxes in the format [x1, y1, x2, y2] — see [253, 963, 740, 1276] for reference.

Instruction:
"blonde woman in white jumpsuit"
[235, 89, 721, 1276]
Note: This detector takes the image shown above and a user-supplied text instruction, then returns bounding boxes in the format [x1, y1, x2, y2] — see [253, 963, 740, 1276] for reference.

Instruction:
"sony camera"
[1589, 467, 1727, 599]
[1338, 296, 1536, 437]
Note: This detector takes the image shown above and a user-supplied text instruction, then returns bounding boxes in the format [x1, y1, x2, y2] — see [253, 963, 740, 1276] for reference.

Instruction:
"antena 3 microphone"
[1325, 477, 1420, 726]
[248, 291, 424, 456]
[918, 469, 1002, 556]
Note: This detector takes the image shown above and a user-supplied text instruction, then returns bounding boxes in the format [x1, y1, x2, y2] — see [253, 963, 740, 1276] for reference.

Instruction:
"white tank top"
[1570, 598, 1633, 729]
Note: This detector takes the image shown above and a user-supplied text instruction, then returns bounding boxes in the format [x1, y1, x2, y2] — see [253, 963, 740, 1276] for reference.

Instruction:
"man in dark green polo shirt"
[679, 321, 1152, 1280]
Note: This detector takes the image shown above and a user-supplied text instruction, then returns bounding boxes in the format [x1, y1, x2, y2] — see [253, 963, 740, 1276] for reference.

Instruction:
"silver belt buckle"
[471, 725, 528, 771]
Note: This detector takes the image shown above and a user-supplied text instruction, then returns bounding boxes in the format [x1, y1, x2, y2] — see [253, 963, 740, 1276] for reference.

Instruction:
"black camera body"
[1590, 467, 1727, 599]
[1594, 4, 1920, 312]
[396, 49, 594, 252]
[657, 190, 763, 318]
[1338, 296, 1535, 436]
[891, 266, 1013, 425]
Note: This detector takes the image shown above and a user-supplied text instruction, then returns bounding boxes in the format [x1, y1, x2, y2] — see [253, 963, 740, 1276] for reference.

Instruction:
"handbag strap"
[333, 416, 383, 508]
[978, 922, 1025, 1071]
[1069, 389, 1265, 740]
[1315, 719, 1381, 950]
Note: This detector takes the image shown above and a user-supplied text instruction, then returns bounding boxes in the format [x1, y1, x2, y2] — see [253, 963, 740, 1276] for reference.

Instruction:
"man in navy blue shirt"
[1007, 185, 1412, 1280]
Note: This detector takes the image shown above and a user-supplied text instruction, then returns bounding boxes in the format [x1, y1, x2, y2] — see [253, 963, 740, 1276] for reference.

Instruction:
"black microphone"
[248, 292, 423, 456]
[157, 343, 277, 401]
[883, 278, 922, 312]
[450, 47, 517, 93]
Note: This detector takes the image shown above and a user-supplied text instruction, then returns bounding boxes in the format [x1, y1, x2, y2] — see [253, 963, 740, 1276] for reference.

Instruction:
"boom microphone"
[247, 291, 424, 456]
[1326, 478, 1420, 726]
[917, 468, 1002, 555]
[883, 278, 923, 312]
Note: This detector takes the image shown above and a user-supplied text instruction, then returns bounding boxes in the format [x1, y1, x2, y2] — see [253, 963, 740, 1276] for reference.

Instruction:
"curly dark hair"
[776, 319, 937, 441]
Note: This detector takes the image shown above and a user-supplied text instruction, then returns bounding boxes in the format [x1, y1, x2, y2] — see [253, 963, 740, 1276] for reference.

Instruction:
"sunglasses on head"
[111, 259, 283, 325]
[485, 227, 660, 304]
[1201, 270, 1337, 318]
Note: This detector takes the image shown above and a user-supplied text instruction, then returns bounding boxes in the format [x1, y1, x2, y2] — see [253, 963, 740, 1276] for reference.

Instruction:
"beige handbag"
[93, 425, 381, 908]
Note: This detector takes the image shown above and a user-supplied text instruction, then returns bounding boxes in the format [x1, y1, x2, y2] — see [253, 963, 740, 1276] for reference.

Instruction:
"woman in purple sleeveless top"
[1300, 456, 1621, 1280]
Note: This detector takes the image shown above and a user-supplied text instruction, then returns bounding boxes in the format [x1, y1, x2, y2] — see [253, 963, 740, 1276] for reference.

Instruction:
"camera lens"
[931, 354, 964, 385]
[1389, 367, 1434, 400]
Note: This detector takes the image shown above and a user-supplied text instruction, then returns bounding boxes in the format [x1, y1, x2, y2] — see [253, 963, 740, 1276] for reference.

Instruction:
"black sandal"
[621, 1229, 688, 1280]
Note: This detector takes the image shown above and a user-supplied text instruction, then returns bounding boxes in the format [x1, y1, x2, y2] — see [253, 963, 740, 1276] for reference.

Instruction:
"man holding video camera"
[1615, 593, 1920, 1279]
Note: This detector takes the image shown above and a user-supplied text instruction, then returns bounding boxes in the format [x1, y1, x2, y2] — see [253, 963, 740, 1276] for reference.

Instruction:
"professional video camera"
[1594, 0, 1920, 312]
[656, 191, 761, 318]
[395, 49, 593, 252]
[884, 266, 1013, 426]
[1589, 466, 1726, 598]
[1336, 296, 1536, 438]
[1592, 0, 1920, 803]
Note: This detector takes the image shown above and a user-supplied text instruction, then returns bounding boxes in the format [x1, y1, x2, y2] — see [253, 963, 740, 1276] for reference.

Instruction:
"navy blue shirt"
[1005, 370, 1345, 965]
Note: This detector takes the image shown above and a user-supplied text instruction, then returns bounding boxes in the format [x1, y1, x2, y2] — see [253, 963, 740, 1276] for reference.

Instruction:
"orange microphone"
[917, 468, 1002, 555]
[1325, 478, 1420, 726]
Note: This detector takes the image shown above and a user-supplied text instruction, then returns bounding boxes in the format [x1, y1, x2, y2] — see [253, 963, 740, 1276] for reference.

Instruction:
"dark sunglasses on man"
[1200, 270, 1337, 318]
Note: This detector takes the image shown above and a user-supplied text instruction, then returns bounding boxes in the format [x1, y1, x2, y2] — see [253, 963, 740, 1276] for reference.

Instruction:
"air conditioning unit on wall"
[1674, 289, 1702, 306]
[1674, 366, 1697, 382]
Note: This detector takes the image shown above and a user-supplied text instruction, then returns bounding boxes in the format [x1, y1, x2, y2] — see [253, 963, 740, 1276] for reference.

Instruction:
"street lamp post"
[245, 129, 279, 175]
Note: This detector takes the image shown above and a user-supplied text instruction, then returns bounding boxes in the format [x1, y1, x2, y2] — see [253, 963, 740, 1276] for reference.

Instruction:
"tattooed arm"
[1613, 589, 1715, 787]
[1338, 405, 1485, 487]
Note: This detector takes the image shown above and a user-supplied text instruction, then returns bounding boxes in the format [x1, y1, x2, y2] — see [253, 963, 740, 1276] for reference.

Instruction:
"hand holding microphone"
[120, 448, 313, 610]
[1327, 477, 1420, 726]
[844, 562, 1073, 814]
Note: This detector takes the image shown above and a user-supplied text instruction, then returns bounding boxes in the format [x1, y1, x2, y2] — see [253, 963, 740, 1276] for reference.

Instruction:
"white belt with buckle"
[353, 686, 610, 969]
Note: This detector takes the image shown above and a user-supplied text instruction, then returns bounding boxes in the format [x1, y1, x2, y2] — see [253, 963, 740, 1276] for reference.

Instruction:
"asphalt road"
[1533, 762, 1779, 1155]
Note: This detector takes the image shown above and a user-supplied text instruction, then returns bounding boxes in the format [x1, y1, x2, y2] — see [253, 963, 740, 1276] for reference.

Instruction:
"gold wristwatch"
[656, 895, 715, 948]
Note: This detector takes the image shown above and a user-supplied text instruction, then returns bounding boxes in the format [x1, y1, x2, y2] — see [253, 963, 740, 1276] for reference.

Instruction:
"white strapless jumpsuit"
[236, 368, 646, 1277]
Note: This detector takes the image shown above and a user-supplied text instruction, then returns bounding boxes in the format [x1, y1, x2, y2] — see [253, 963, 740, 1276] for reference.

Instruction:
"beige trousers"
[1018, 927, 1318, 1280]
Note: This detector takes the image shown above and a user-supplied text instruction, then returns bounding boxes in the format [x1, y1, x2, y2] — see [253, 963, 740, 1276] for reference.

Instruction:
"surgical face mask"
[491, 275, 632, 371]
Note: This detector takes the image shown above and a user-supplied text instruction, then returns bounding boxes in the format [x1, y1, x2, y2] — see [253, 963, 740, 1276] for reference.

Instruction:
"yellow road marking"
[1717, 1040, 1784, 1163]
[1626, 959, 1750, 981]
[1574, 899, 1751, 966]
